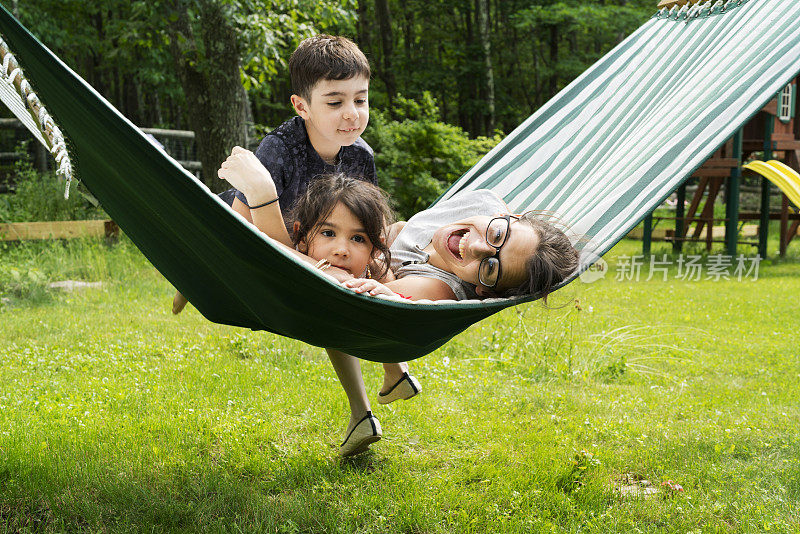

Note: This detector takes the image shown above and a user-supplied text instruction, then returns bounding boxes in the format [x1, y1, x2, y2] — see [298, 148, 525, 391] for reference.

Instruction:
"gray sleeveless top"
[390, 190, 507, 300]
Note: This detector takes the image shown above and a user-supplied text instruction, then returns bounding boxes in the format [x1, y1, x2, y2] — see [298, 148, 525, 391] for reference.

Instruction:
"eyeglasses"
[478, 215, 519, 288]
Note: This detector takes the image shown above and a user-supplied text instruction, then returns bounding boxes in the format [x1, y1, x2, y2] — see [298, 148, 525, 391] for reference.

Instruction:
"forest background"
[10, 0, 657, 218]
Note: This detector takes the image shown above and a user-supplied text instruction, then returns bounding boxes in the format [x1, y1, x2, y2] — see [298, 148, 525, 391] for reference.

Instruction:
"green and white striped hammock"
[1, 0, 798, 362]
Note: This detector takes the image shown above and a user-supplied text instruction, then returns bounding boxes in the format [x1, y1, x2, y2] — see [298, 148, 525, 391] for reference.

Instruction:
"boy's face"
[291, 76, 369, 156]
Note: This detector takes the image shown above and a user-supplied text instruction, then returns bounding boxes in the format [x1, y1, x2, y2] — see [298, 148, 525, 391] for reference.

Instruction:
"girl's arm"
[218, 146, 292, 247]
[386, 221, 406, 247]
[343, 275, 455, 301]
[385, 277, 456, 300]
[231, 197, 253, 223]
[369, 258, 395, 283]
[219, 148, 353, 282]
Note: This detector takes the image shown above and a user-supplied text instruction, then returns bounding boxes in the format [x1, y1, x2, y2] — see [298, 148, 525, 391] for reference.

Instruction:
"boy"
[176, 34, 374, 310]
[229, 34, 375, 224]
[174, 34, 419, 456]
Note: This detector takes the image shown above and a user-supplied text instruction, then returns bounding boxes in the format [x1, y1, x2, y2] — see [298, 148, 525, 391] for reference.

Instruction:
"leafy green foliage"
[514, 1, 653, 87]
[364, 93, 501, 218]
[359, 0, 656, 137]
[18, 0, 185, 127]
[0, 264, 48, 301]
[13, 0, 657, 141]
[16, 0, 357, 130]
[0, 159, 106, 223]
[10, 0, 658, 187]
[234, 0, 358, 95]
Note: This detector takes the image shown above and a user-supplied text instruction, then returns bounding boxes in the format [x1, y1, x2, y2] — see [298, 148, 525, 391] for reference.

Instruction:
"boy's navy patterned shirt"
[232, 116, 376, 214]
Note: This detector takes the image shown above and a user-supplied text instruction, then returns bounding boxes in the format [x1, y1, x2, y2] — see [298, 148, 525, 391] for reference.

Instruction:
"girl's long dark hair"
[288, 174, 394, 279]
[510, 211, 580, 302]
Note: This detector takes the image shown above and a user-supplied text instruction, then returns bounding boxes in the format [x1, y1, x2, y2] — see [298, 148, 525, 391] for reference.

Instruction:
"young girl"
[218, 146, 421, 457]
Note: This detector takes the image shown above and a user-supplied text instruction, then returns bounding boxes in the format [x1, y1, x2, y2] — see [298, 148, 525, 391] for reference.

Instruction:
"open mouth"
[446, 229, 469, 260]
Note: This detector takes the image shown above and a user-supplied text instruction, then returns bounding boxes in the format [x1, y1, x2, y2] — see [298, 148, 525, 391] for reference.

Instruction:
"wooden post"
[0, 220, 115, 241]
[695, 178, 722, 247]
[657, 0, 689, 8]
[643, 213, 653, 256]
[780, 194, 789, 256]
[725, 129, 742, 257]
[684, 176, 708, 236]
[33, 140, 48, 173]
[758, 115, 774, 259]
[674, 182, 686, 253]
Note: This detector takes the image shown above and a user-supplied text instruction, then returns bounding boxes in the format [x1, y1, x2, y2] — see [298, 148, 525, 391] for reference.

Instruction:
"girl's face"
[300, 202, 374, 276]
[428, 214, 538, 295]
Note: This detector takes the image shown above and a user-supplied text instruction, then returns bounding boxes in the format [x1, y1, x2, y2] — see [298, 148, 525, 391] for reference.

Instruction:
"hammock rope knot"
[0, 36, 73, 198]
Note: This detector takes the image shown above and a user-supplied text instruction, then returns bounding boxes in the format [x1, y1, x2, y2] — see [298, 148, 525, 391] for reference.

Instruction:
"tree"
[147, 0, 358, 189]
[164, 1, 248, 191]
[475, 0, 494, 135]
[18, 0, 358, 189]
[373, 0, 397, 112]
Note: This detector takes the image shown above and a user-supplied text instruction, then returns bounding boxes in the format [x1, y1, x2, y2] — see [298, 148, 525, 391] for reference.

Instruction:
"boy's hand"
[218, 146, 277, 205]
[342, 278, 397, 297]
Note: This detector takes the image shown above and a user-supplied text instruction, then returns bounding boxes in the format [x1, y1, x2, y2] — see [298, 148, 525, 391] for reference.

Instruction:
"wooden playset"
[643, 0, 800, 257]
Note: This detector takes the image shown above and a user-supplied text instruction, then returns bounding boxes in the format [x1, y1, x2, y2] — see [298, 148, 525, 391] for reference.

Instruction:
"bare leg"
[380, 361, 409, 394]
[325, 348, 371, 432]
[172, 291, 189, 314]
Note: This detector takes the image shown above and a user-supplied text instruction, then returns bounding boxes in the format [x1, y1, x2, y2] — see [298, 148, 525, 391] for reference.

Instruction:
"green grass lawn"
[1, 236, 798, 533]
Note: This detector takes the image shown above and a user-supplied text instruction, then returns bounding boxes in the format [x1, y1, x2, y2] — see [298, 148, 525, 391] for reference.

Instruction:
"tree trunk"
[457, 2, 475, 134]
[356, 1, 372, 61]
[113, 65, 123, 112]
[438, 42, 448, 123]
[167, 0, 247, 191]
[475, 0, 494, 135]
[90, 11, 108, 97]
[568, 31, 577, 58]
[123, 73, 142, 126]
[534, 49, 541, 108]
[548, 24, 559, 97]
[374, 0, 397, 113]
[403, 6, 414, 62]
[145, 91, 163, 127]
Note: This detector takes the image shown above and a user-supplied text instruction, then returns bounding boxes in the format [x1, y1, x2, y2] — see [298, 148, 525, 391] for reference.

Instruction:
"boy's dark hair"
[290, 34, 371, 100]
[289, 174, 393, 279]
[507, 213, 580, 302]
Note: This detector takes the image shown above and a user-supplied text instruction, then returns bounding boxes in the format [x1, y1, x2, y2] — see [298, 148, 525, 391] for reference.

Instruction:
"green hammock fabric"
[442, 0, 800, 268]
[1, 0, 798, 362]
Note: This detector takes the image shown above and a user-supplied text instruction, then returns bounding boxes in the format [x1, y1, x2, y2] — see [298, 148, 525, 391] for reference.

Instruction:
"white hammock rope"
[0, 36, 73, 198]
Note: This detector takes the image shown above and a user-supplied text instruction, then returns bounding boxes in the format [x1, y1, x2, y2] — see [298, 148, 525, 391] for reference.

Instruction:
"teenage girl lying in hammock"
[216, 147, 579, 456]
[218, 146, 580, 303]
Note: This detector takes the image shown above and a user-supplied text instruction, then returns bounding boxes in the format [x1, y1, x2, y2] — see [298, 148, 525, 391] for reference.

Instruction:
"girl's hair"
[289, 174, 394, 279]
[508, 212, 580, 302]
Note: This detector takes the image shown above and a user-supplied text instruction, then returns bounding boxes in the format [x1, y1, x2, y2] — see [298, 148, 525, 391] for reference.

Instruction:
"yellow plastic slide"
[742, 160, 800, 209]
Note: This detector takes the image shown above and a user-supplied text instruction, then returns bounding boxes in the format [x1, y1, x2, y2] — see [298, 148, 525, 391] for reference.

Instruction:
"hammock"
[1, 0, 799, 362]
